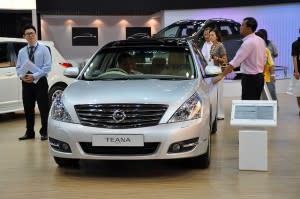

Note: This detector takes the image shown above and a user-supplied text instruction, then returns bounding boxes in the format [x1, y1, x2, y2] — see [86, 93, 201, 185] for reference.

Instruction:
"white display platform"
[239, 130, 268, 171]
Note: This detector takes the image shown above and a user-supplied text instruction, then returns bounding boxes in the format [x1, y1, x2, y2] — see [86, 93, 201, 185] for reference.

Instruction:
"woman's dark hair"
[255, 31, 267, 45]
[243, 17, 258, 32]
[257, 29, 270, 45]
[209, 29, 222, 42]
[204, 27, 212, 32]
[23, 24, 36, 35]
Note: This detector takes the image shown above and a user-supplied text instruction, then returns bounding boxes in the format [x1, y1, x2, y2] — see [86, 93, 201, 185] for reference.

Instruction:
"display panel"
[231, 100, 277, 127]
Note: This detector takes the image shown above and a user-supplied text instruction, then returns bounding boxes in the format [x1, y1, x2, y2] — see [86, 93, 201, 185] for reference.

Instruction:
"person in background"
[214, 17, 265, 100]
[16, 24, 51, 141]
[291, 29, 300, 116]
[257, 29, 278, 101]
[258, 29, 278, 60]
[209, 29, 228, 120]
[201, 27, 213, 64]
[117, 52, 139, 74]
[255, 30, 275, 100]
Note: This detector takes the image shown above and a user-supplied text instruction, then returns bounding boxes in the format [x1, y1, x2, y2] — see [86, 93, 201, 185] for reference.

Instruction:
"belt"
[243, 73, 263, 76]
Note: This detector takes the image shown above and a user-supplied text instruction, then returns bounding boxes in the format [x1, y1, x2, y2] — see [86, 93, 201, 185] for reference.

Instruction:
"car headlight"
[168, 94, 202, 123]
[51, 96, 73, 123]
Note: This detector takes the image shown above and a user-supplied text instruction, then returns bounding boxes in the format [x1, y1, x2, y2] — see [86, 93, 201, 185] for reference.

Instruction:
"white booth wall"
[41, 15, 161, 62]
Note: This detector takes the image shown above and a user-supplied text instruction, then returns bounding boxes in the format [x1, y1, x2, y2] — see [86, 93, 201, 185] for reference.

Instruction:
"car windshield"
[155, 21, 205, 38]
[82, 47, 196, 80]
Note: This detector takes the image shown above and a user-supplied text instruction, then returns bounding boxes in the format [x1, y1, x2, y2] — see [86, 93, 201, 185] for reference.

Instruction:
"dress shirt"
[229, 33, 266, 74]
[201, 41, 213, 64]
[16, 42, 52, 82]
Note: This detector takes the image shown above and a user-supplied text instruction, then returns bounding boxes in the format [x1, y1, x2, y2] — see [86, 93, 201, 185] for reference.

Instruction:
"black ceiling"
[36, 0, 300, 15]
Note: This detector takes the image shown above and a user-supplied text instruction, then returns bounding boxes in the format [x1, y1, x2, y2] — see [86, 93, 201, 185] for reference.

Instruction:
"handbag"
[286, 77, 300, 96]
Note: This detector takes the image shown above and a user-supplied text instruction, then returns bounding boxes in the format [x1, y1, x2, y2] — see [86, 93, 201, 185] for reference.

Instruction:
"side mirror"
[205, 65, 222, 77]
[63, 67, 79, 78]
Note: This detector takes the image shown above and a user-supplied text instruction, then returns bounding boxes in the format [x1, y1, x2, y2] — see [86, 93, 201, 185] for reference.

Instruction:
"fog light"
[172, 143, 182, 152]
[61, 143, 71, 152]
[49, 137, 72, 153]
[168, 138, 199, 153]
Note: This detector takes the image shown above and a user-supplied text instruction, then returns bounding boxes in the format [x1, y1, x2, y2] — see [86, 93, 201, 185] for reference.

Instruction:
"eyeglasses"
[24, 32, 35, 37]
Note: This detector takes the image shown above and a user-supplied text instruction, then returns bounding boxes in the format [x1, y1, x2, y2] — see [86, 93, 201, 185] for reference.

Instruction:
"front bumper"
[48, 117, 210, 160]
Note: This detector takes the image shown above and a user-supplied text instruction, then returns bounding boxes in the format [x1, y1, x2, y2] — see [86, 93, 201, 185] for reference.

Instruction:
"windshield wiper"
[156, 77, 189, 80]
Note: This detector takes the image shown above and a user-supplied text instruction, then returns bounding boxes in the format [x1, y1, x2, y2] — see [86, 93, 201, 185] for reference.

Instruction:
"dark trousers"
[241, 73, 264, 100]
[22, 77, 49, 135]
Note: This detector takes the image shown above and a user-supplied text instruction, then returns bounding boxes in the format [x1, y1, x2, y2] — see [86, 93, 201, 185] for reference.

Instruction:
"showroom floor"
[0, 94, 299, 199]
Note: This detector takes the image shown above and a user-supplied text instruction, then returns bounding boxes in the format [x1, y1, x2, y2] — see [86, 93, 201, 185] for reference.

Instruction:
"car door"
[0, 42, 20, 113]
[12, 42, 27, 107]
[190, 41, 218, 122]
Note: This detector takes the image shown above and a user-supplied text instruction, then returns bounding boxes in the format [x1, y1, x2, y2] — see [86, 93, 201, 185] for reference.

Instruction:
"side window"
[0, 43, 11, 68]
[219, 24, 233, 38]
[161, 26, 179, 37]
[11, 42, 27, 67]
[219, 22, 241, 38]
[13, 42, 27, 56]
[231, 23, 241, 35]
[181, 25, 196, 37]
[205, 23, 217, 31]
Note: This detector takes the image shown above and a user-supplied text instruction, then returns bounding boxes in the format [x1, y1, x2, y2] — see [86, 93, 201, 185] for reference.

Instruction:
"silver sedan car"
[48, 38, 220, 169]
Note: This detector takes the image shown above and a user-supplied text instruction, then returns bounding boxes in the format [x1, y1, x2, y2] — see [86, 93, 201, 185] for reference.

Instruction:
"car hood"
[63, 79, 198, 105]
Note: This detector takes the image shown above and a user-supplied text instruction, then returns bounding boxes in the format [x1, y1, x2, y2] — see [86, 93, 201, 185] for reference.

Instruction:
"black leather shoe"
[19, 134, 35, 140]
[40, 135, 48, 141]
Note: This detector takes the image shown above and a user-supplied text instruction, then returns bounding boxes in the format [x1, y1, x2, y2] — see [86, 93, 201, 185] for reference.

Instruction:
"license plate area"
[92, 134, 144, 147]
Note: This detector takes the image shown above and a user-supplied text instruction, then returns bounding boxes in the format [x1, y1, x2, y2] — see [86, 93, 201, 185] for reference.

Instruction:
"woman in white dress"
[209, 29, 228, 120]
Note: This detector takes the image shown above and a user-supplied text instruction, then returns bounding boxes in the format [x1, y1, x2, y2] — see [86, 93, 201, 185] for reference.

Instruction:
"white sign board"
[231, 100, 277, 127]
[0, 0, 36, 10]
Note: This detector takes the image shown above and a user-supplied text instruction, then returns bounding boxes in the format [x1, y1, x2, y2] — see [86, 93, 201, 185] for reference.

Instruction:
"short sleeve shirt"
[210, 42, 227, 66]
[291, 38, 300, 71]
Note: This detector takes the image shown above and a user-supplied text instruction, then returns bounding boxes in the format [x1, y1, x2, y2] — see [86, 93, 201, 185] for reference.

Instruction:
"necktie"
[29, 46, 34, 63]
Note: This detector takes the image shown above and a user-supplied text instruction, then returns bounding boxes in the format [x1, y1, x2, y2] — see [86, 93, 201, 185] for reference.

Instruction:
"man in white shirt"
[201, 27, 213, 65]
[16, 24, 52, 141]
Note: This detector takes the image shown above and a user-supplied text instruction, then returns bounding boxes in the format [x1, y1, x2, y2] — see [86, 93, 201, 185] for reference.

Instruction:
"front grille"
[79, 142, 160, 155]
[75, 104, 168, 129]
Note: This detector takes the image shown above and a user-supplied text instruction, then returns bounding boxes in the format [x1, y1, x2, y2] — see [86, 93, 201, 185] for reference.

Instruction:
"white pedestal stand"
[239, 130, 268, 171]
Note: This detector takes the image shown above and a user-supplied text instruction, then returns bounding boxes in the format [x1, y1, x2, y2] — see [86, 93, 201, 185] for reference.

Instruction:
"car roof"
[171, 19, 206, 26]
[154, 18, 241, 39]
[170, 18, 239, 25]
[102, 38, 190, 49]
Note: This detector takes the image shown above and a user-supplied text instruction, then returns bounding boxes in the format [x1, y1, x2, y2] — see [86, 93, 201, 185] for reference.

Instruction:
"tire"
[186, 134, 211, 169]
[54, 157, 79, 168]
[48, 84, 67, 106]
